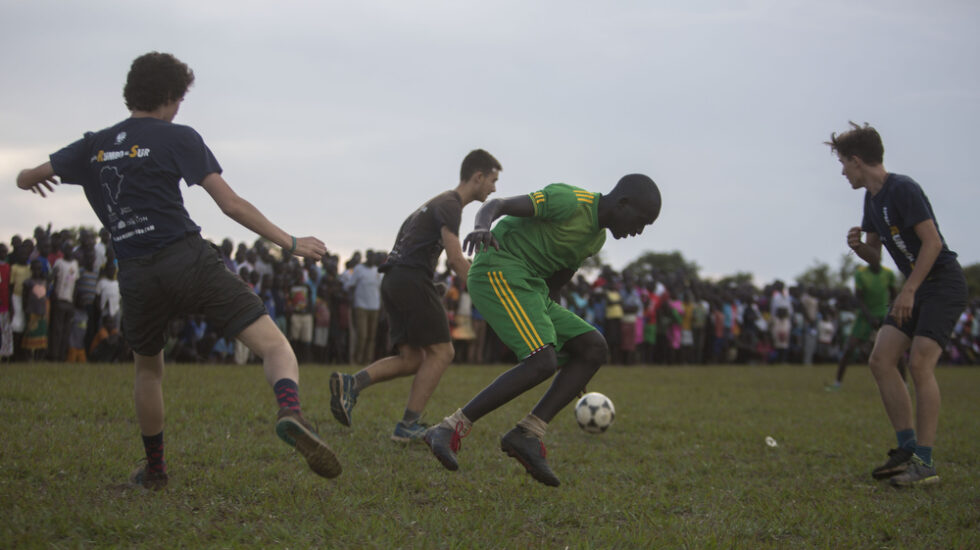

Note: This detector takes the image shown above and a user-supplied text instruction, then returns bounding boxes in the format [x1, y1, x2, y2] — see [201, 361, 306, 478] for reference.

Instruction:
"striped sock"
[142, 431, 166, 474]
[274, 378, 301, 413]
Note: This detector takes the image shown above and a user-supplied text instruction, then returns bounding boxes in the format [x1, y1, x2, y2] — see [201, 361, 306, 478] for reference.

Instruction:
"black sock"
[274, 378, 301, 412]
[142, 431, 166, 474]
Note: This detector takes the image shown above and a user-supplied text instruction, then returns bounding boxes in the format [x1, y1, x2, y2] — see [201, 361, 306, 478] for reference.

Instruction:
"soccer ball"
[574, 392, 615, 434]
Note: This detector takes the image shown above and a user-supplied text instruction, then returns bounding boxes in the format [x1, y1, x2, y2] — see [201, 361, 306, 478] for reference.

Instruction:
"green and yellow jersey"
[467, 183, 605, 359]
[477, 183, 605, 277]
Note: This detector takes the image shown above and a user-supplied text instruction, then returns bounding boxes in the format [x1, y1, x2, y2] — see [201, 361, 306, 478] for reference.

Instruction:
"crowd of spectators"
[2, 225, 978, 367]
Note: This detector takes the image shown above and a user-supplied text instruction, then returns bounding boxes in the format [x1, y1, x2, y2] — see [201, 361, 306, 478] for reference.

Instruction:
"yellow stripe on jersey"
[574, 190, 595, 203]
[487, 271, 544, 351]
[494, 271, 545, 348]
[530, 192, 545, 215]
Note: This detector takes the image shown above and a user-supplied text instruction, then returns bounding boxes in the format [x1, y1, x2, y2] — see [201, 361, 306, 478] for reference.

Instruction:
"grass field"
[1, 362, 978, 549]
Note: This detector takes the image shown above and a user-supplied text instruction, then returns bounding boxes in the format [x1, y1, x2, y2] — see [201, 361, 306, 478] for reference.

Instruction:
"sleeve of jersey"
[49, 134, 94, 185]
[529, 184, 578, 221]
[893, 181, 933, 229]
[172, 126, 222, 187]
[433, 198, 462, 236]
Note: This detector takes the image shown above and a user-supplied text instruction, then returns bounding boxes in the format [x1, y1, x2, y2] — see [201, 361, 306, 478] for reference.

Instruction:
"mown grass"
[1, 362, 978, 549]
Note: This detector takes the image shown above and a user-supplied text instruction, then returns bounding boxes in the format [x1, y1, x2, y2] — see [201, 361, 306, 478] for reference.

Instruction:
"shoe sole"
[424, 434, 459, 471]
[890, 474, 940, 487]
[276, 417, 342, 479]
[500, 438, 560, 487]
[328, 372, 352, 427]
[872, 463, 910, 480]
[391, 433, 425, 443]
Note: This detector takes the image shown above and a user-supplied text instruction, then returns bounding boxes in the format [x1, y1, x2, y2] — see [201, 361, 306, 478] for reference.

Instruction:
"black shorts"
[884, 260, 967, 349]
[118, 234, 267, 356]
[381, 265, 450, 348]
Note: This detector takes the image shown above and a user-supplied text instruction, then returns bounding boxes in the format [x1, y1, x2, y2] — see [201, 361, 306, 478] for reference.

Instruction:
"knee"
[569, 331, 608, 366]
[431, 342, 455, 365]
[868, 351, 895, 378]
[263, 335, 297, 365]
[524, 346, 559, 378]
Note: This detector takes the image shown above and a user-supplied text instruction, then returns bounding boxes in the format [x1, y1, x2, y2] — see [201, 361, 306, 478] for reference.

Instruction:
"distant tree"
[796, 259, 836, 289]
[715, 271, 755, 289]
[836, 252, 858, 288]
[623, 250, 700, 281]
[963, 262, 980, 299]
[577, 251, 605, 280]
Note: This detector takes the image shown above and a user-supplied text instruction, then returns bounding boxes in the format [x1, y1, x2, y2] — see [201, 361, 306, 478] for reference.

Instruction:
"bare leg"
[237, 315, 299, 386]
[134, 351, 165, 436]
[868, 326, 913, 433]
[906, 335, 943, 447]
[359, 345, 425, 386]
[405, 342, 455, 413]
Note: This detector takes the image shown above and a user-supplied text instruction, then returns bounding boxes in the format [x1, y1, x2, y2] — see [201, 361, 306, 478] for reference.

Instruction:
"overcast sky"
[2, 1, 978, 285]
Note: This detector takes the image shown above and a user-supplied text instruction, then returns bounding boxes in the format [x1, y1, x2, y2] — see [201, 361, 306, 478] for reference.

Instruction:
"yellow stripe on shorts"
[491, 271, 544, 349]
[487, 271, 543, 352]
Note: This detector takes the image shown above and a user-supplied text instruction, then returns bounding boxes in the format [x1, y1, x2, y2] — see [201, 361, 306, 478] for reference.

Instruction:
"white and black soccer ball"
[574, 392, 615, 434]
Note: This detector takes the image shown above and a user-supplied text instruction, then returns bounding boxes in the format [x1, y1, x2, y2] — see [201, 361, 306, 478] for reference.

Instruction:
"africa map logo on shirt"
[101, 166, 124, 207]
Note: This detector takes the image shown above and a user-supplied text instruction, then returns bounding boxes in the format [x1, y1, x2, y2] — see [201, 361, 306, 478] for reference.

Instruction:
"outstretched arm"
[16, 162, 59, 198]
[200, 173, 326, 261]
[462, 194, 534, 255]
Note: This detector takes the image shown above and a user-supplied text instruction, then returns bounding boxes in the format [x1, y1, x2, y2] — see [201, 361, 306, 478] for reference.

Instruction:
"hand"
[889, 288, 915, 326]
[846, 226, 862, 251]
[291, 236, 327, 261]
[17, 171, 59, 198]
[463, 229, 499, 256]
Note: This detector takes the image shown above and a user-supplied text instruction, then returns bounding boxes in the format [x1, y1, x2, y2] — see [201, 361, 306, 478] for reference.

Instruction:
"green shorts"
[849, 313, 884, 342]
[468, 250, 594, 360]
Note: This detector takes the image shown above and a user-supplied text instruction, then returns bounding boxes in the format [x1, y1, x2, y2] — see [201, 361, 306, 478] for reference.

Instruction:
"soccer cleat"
[824, 382, 841, 392]
[424, 424, 465, 471]
[329, 372, 357, 427]
[500, 426, 560, 487]
[871, 447, 914, 480]
[276, 408, 342, 479]
[391, 420, 429, 443]
[129, 462, 168, 491]
[889, 456, 940, 487]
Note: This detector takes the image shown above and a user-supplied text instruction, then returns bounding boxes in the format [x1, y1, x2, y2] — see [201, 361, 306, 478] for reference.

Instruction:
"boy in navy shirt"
[827, 122, 967, 487]
[16, 52, 341, 488]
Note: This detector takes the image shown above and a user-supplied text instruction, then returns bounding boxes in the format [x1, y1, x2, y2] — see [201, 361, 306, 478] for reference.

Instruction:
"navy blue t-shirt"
[49, 117, 222, 260]
[861, 173, 957, 277]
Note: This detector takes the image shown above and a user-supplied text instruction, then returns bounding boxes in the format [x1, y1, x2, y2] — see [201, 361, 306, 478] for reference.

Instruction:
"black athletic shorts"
[381, 265, 451, 348]
[884, 260, 967, 349]
[118, 233, 267, 356]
